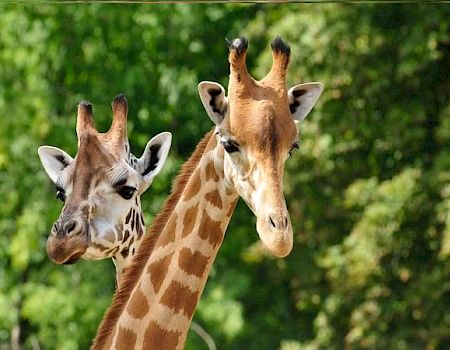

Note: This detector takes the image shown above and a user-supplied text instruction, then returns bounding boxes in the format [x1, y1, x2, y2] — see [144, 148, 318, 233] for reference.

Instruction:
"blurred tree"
[0, 3, 448, 350]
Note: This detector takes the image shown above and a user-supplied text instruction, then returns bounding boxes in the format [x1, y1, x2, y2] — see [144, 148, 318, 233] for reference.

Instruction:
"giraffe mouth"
[46, 230, 89, 265]
[63, 251, 84, 265]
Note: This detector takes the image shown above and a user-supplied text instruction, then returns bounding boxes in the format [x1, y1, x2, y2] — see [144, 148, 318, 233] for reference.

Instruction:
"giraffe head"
[199, 37, 323, 257]
[38, 95, 172, 265]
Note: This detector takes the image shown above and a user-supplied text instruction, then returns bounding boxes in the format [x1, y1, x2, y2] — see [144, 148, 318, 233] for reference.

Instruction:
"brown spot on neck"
[197, 209, 224, 248]
[157, 213, 177, 248]
[142, 320, 181, 350]
[183, 168, 202, 202]
[178, 247, 209, 278]
[127, 283, 149, 319]
[148, 253, 174, 294]
[205, 160, 220, 182]
[204, 189, 223, 209]
[160, 280, 199, 318]
[182, 203, 199, 238]
[116, 327, 137, 350]
[226, 201, 238, 218]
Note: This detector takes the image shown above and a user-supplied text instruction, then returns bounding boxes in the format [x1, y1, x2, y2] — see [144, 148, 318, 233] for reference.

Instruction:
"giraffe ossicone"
[38, 94, 172, 283]
[93, 37, 323, 349]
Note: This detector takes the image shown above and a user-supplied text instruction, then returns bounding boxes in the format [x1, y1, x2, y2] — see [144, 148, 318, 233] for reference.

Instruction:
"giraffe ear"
[288, 82, 324, 123]
[38, 146, 74, 183]
[138, 132, 172, 187]
[198, 81, 228, 125]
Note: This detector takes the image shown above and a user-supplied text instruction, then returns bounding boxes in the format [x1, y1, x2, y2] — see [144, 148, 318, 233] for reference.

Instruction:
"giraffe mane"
[92, 129, 214, 349]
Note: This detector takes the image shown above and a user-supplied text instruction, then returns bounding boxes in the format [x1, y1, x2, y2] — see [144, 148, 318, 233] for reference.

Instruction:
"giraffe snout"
[256, 208, 293, 258]
[47, 217, 88, 264]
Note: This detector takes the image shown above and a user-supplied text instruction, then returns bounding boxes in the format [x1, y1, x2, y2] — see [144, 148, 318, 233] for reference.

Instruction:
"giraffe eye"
[289, 141, 300, 157]
[55, 188, 66, 202]
[118, 186, 136, 200]
[221, 139, 240, 153]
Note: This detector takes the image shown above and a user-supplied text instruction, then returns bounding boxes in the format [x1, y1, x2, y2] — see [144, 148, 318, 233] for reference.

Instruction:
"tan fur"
[92, 130, 213, 349]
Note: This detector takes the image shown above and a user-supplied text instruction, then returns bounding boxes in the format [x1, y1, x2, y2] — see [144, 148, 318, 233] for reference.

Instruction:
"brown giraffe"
[93, 37, 323, 349]
[38, 95, 172, 284]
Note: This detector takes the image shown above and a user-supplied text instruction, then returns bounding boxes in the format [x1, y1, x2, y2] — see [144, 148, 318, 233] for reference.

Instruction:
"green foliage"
[0, 3, 449, 350]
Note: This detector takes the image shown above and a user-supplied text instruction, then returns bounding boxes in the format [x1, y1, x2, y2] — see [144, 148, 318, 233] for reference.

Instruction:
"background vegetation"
[0, 3, 449, 350]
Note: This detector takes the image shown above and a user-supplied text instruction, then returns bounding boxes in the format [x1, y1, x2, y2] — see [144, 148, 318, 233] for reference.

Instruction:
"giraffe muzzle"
[256, 211, 293, 258]
[47, 218, 89, 264]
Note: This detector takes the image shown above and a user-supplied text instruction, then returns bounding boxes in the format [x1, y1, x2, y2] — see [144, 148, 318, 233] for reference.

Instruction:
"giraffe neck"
[94, 131, 239, 349]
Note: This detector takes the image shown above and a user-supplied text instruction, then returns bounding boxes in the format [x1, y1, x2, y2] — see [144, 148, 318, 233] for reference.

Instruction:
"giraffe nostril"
[64, 220, 80, 236]
[268, 215, 288, 230]
[269, 216, 276, 229]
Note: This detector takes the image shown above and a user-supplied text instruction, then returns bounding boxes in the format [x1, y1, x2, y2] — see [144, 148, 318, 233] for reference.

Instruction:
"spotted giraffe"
[92, 37, 323, 349]
[38, 94, 172, 284]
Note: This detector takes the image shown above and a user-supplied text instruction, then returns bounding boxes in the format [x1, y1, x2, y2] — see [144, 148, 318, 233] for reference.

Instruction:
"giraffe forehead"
[76, 132, 118, 168]
[67, 133, 131, 199]
[229, 99, 297, 153]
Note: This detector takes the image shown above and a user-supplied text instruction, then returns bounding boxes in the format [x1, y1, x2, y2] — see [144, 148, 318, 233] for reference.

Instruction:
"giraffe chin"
[46, 233, 88, 265]
[62, 251, 84, 265]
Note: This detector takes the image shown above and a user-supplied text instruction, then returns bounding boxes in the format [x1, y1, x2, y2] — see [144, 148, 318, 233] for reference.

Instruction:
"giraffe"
[38, 94, 172, 284]
[93, 37, 323, 349]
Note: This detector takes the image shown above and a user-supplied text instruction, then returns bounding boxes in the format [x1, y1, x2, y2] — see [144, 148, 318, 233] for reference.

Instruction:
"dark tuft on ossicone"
[112, 93, 128, 109]
[226, 37, 248, 56]
[271, 37, 291, 55]
[78, 101, 93, 113]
